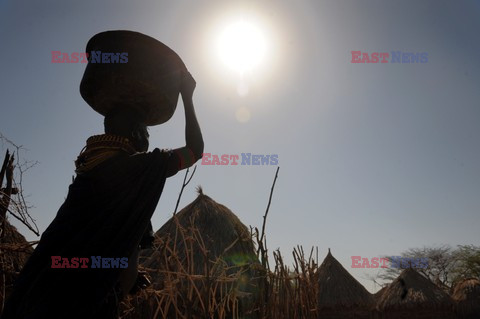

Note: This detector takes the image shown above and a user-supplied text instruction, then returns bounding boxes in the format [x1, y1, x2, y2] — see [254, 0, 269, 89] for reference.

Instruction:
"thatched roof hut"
[0, 220, 33, 302]
[374, 286, 387, 301]
[317, 249, 373, 318]
[125, 188, 261, 318]
[376, 268, 455, 319]
[452, 278, 480, 319]
[144, 187, 259, 278]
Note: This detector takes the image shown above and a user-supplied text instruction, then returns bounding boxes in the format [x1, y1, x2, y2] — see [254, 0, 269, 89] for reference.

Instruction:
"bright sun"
[217, 20, 267, 74]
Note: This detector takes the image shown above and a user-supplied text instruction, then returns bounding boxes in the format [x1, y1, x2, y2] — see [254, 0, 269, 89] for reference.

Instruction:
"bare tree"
[369, 244, 480, 292]
[0, 133, 39, 235]
[452, 245, 480, 281]
[0, 133, 39, 312]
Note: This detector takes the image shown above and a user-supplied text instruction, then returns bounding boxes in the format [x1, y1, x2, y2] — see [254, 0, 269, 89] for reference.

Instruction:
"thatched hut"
[374, 286, 387, 300]
[376, 268, 455, 319]
[0, 220, 33, 303]
[125, 188, 261, 318]
[373, 286, 387, 306]
[452, 278, 480, 319]
[317, 249, 374, 318]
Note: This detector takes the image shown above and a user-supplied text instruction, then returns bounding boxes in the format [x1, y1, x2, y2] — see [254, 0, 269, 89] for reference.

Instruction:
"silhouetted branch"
[0, 133, 39, 236]
[174, 165, 197, 214]
[258, 166, 280, 253]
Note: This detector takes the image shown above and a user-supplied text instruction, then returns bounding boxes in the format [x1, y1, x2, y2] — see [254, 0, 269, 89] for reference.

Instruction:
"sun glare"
[217, 20, 267, 74]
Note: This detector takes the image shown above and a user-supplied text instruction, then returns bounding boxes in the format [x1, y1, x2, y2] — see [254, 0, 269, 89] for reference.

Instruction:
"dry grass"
[120, 217, 321, 319]
[121, 212, 261, 319]
[261, 247, 320, 319]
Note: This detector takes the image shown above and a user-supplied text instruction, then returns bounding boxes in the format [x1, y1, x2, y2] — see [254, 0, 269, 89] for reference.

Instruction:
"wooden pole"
[0, 150, 14, 313]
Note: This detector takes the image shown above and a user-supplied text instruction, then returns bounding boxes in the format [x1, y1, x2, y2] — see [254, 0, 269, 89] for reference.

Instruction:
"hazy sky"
[1, 0, 479, 293]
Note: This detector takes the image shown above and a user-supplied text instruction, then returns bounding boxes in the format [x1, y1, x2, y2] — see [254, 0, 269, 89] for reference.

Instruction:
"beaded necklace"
[75, 134, 137, 174]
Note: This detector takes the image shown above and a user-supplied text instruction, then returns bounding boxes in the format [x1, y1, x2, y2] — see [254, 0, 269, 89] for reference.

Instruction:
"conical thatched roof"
[317, 249, 373, 313]
[126, 188, 261, 319]
[374, 286, 387, 301]
[376, 268, 455, 318]
[143, 187, 258, 276]
[452, 278, 480, 318]
[1, 220, 33, 300]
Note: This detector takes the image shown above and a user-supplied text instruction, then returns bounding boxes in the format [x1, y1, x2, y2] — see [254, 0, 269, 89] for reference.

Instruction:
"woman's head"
[104, 107, 149, 152]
